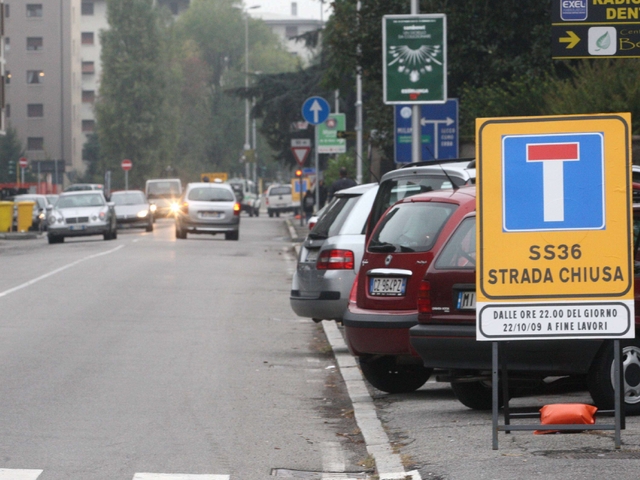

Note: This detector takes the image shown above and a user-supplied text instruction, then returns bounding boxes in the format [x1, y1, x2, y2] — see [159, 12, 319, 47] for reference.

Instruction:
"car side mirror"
[107, 202, 115, 208]
[46, 205, 53, 211]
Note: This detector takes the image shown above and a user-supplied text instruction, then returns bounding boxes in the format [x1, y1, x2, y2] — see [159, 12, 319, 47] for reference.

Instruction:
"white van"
[145, 179, 182, 217]
[228, 178, 261, 217]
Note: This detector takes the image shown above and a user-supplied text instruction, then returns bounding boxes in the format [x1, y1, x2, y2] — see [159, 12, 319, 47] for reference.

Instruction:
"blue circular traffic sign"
[301, 96, 330, 125]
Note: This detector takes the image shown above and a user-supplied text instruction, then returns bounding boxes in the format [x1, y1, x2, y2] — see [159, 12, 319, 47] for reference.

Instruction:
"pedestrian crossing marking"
[0, 470, 43, 479]
[133, 475, 229, 480]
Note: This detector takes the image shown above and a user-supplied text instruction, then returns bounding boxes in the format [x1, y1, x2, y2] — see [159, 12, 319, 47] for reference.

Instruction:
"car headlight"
[149, 204, 157, 213]
[170, 202, 181, 214]
[47, 215, 58, 225]
[137, 210, 149, 218]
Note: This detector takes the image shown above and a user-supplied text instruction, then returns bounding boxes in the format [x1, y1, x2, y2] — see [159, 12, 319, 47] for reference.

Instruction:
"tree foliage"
[96, 0, 176, 189]
[0, 127, 24, 184]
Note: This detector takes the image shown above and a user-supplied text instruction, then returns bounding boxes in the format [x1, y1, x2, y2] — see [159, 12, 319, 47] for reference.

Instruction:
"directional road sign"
[301, 96, 330, 125]
[383, 14, 447, 104]
[552, 0, 640, 58]
[394, 99, 458, 163]
[291, 139, 311, 166]
[476, 113, 634, 341]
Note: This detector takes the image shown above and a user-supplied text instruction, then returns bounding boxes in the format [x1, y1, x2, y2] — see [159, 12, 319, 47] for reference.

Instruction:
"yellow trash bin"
[0, 201, 12, 232]
[16, 201, 35, 232]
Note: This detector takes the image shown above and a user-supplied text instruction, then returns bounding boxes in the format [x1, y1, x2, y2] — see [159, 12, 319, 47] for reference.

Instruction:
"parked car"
[46, 191, 117, 244]
[265, 184, 296, 217]
[408, 199, 640, 414]
[12, 193, 50, 231]
[228, 178, 261, 217]
[342, 186, 477, 394]
[290, 183, 378, 323]
[174, 182, 240, 240]
[110, 190, 154, 232]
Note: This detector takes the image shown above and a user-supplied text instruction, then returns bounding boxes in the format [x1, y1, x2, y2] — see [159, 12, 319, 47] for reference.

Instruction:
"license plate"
[457, 291, 476, 310]
[369, 277, 406, 296]
[306, 250, 319, 262]
[201, 211, 223, 219]
[69, 225, 85, 231]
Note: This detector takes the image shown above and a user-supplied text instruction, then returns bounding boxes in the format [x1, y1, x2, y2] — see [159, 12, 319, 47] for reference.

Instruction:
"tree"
[96, 0, 177, 189]
[0, 127, 24, 184]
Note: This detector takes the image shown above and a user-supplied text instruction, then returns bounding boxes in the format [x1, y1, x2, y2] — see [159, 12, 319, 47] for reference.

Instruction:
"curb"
[0, 232, 42, 240]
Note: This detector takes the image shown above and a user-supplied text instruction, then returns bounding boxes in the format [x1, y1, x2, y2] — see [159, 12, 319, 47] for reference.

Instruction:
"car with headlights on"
[110, 190, 154, 232]
[342, 186, 477, 394]
[174, 181, 240, 240]
[290, 183, 378, 323]
[12, 193, 50, 231]
[46, 191, 117, 244]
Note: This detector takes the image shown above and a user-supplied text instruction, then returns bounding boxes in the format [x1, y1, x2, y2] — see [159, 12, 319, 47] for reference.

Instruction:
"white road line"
[322, 321, 422, 480]
[0, 469, 43, 479]
[132, 475, 229, 480]
[0, 245, 124, 299]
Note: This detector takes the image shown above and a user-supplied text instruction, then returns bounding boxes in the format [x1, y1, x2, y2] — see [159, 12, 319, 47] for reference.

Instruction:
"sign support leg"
[492, 341, 499, 450]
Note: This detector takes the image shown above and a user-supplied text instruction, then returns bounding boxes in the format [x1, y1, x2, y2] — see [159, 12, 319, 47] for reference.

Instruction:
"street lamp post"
[244, 5, 260, 180]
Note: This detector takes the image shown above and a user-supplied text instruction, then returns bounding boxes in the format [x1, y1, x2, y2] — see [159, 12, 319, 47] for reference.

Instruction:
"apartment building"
[4, 1, 82, 180]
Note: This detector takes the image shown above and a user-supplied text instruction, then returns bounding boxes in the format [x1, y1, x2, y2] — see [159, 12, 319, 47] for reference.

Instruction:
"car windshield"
[56, 194, 105, 209]
[147, 181, 181, 198]
[369, 202, 456, 253]
[270, 186, 290, 196]
[187, 187, 234, 202]
[434, 216, 476, 269]
[368, 174, 465, 234]
[310, 194, 361, 239]
[111, 192, 146, 205]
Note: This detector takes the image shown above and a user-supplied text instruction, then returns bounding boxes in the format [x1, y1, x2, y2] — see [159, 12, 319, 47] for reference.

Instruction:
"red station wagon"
[342, 186, 477, 393]
[409, 198, 640, 413]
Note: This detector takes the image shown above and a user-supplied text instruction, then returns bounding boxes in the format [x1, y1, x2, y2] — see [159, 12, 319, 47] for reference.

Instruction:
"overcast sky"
[247, 0, 332, 21]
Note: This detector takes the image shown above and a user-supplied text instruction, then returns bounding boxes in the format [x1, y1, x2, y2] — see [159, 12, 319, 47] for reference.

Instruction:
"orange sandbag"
[534, 403, 597, 435]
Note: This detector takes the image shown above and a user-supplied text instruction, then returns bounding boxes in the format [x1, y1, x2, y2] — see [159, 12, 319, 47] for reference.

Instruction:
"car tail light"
[181, 202, 188, 214]
[233, 202, 241, 216]
[317, 249, 354, 270]
[348, 275, 359, 305]
[308, 220, 317, 230]
[417, 280, 432, 314]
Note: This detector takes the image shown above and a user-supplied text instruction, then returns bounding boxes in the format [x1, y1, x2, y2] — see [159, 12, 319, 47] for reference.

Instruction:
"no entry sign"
[121, 159, 132, 171]
[19, 157, 28, 168]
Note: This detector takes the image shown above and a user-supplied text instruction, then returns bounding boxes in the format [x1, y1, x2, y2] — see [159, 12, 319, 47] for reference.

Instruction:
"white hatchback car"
[174, 182, 240, 240]
[290, 183, 378, 322]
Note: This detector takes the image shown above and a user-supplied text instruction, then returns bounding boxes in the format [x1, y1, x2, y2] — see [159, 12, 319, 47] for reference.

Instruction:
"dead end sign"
[476, 113, 634, 341]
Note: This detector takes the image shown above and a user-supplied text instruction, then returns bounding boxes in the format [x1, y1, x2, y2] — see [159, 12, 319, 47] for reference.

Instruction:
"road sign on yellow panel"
[476, 113, 634, 341]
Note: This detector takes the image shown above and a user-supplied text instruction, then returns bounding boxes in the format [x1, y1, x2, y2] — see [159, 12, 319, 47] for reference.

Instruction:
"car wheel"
[268, 210, 274, 218]
[225, 231, 239, 241]
[146, 222, 154, 232]
[175, 225, 186, 239]
[248, 208, 254, 217]
[450, 379, 503, 410]
[112, 228, 117, 240]
[276, 212, 280, 217]
[588, 340, 640, 415]
[359, 356, 432, 394]
[48, 234, 62, 244]
[103, 231, 110, 241]
[254, 207, 260, 217]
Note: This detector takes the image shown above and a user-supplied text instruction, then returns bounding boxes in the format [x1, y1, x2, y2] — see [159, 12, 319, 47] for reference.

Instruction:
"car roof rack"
[398, 158, 475, 169]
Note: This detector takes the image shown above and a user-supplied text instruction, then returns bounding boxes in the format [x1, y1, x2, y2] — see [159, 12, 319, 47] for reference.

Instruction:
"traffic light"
[295, 169, 303, 178]
[7, 159, 15, 177]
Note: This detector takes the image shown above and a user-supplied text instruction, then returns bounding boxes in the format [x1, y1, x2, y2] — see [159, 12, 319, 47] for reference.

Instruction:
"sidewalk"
[0, 231, 42, 240]
[285, 216, 309, 243]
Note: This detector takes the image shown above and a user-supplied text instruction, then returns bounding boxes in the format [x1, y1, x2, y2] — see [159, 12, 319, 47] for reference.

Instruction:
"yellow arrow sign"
[559, 31, 580, 49]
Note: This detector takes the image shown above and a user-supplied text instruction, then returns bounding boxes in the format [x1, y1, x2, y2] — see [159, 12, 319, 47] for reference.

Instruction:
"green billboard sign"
[382, 14, 447, 104]
[317, 114, 346, 154]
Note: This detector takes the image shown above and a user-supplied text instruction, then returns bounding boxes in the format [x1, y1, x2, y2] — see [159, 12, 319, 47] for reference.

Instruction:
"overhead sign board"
[317, 114, 347, 154]
[552, 0, 640, 58]
[394, 99, 458, 162]
[476, 113, 634, 341]
[382, 14, 447, 104]
[301, 96, 330, 125]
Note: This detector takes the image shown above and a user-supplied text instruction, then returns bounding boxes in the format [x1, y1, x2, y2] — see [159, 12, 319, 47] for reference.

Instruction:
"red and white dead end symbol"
[526, 142, 579, 222]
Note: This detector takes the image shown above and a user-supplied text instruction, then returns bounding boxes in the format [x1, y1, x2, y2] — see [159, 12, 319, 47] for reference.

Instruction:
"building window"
[4, 37, 8, 53]
[27, 137, 44, 150]
[5, 104, 10, 118]
[26, 4, 43, 18]
[82, 90, 95, 103]
[82, 120, 95, 132]
[27, 37, 43, 51]
[27, 70, 44, 84]
[82, 61, 94, 74]
[81, 32, 94, 45]
[285, 26, 298, 38]
[4, 4, 9, 18]
[27, 104, 44, 118]
[81, 2, 94, 15]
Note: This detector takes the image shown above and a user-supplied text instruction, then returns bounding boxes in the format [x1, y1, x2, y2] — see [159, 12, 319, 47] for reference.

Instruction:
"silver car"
[290, 183, 378, 322]
[46, 191, 117, 244]
[175, 182, 240, 240]
[111, 190, 154, 232]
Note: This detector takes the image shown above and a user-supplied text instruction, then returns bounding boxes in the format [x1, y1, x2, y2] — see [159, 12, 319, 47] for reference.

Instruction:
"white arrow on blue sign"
[301, 96, 330, 125]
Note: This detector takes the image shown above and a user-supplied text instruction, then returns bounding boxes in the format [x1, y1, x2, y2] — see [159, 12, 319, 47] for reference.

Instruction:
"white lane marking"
[322, 321, 422, 480]
[0, 245, 125, 299]
[0, 469, 43, 479]
[133, 475, 229, 480]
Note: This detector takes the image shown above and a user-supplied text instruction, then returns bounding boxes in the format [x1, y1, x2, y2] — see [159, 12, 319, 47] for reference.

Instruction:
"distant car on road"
[290, 183, 378, 323]
[110, 190, 154, 232]
[145, 178, 182, 218]
[265, 184, 296, 217]
[174, 182, 240, 240]
[46, 191, 117, 244]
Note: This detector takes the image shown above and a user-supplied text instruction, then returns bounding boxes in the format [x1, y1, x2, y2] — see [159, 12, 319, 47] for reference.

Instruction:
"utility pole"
[411, 0, 421, 163]
[356, 1, 363, 184]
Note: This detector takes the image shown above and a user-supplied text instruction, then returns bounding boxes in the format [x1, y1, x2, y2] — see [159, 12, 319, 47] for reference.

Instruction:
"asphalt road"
[0, 217, 368, 480]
